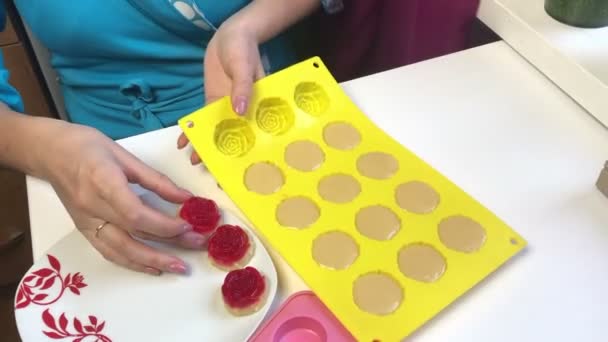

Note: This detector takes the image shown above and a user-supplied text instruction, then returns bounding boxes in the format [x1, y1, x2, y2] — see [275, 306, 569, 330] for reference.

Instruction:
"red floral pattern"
[42, 309, 111, 342]
[15, 255, 88, 309]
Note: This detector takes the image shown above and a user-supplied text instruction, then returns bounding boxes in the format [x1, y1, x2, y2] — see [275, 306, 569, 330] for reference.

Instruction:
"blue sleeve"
[0, 4, 24, 112]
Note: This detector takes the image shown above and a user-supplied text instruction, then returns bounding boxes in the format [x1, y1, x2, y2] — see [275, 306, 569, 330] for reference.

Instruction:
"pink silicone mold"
[249, 291, 355, 342]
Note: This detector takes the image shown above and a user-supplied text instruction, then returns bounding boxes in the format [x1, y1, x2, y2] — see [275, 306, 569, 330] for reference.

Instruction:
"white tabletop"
[479, 0, 608, 127]
[26, 42, 608, 341]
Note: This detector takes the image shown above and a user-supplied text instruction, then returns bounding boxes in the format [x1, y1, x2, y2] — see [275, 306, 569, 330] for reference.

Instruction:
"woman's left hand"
[177, 18, 265, 164]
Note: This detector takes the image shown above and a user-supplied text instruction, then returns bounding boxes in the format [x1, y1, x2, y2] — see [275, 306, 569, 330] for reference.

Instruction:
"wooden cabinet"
[0, 1, 58, 279]
[0, 167, 31, 286]
[0, 3, 59, 341]
[3, 42, 56, 117]
[1, 8, 56, 117]
[0, 13, 18, 45]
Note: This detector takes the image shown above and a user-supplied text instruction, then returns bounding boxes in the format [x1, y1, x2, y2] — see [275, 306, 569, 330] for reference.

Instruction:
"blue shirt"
[0, 7, 23, 113]
[3, 1, 297, 139]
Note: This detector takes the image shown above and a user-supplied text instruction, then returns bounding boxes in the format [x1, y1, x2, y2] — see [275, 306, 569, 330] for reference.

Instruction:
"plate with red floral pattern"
[14, 191, 278, 342]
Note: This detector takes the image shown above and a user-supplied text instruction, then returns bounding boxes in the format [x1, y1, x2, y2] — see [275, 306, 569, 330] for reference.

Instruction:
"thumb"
[230, 63, 255, 116]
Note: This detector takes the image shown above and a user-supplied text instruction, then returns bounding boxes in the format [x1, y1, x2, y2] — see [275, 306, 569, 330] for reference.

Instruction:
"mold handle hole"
[313, 62, 319, 68]
[186, 120, 195, 128]
[510, 238, 518, 245]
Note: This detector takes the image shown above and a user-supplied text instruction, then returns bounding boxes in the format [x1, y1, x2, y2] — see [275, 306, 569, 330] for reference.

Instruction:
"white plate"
[14, 190, 278, 342]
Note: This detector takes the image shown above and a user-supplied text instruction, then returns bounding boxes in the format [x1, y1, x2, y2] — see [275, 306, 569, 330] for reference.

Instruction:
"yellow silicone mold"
[179, 58, 526, 341]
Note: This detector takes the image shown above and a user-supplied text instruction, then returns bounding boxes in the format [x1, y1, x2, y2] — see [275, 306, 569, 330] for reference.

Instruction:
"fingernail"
[183, 189, 194, 196]
[183, 224, 193, 232]
[145, 267, 161, 276]
[168, 262, 188, 274]
[190, 153, 202, 165]
[233, 96, 247, 115]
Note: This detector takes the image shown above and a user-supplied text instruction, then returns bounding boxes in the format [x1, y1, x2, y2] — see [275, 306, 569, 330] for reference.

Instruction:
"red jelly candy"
[179, 197, 221, 234]
[208, 225, 250, 266]
[222, 267, 266, 308]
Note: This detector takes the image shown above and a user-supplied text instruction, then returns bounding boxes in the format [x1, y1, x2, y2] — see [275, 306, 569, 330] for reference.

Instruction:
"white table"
[26, 42, 608, 341]
[479, 0, 608, 127]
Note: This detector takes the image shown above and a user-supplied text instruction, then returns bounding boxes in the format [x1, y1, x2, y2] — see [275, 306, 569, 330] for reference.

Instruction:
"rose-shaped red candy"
[222, 267, 266, 309]
[208, 225, 250, 266]
[179, 197, 221, 234]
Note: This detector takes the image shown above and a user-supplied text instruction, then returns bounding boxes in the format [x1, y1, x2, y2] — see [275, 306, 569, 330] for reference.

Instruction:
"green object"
[545, 0, 608, 28]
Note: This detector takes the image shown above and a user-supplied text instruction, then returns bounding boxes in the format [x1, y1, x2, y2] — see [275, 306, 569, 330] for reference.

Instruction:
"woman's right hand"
[176, 14, 265, 165]
[36, 119, 205, 275]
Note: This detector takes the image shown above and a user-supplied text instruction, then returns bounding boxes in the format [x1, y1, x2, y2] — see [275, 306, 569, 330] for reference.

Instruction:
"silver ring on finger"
[95, 221, 110, 238]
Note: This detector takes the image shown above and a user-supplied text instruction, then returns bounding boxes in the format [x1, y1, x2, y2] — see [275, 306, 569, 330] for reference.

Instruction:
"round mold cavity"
[323, 122, 361, 150]
[255, 98, 295, 136]
[213, 119, 255, 157]
[276, 196, 320, 229]
[312, 231, 359, 270]
[397, 243, 446, 283]
[357, 152, 399, 180]
[395, 181, 440, 214]
[355, 205, 401, 241]
[353, 272, 403, 316]
[284, 140, 325, 172]
[273, 316, 328, 342]
[318, 174, 361, 204]
[294, 82, 330, 116]
[438, 215, 486, 253]
[244, 162, 284, 195]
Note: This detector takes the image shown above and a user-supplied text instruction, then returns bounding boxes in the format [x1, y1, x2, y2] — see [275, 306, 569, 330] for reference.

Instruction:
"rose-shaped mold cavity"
[255, 98, 295, 135]
[214, 119, 255, 157]
[294, 82, 330, 116]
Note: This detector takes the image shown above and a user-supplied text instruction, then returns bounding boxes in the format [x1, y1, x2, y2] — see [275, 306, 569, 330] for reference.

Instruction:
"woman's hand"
[203, 18, 266, 112]
[177, 18, 265, 165]
[38, 120, 205, 275]
[177, 0, 319, 163]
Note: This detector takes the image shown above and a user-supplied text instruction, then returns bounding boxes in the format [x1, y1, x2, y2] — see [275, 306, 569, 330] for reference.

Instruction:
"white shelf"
[479, 0, 608, 127]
